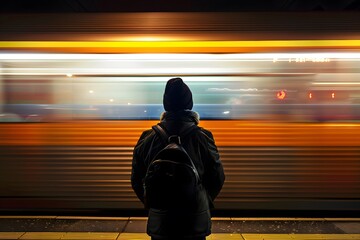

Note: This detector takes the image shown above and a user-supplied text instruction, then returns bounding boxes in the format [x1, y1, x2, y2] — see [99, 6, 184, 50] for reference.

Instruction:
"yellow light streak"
[1, 40, 360, 53]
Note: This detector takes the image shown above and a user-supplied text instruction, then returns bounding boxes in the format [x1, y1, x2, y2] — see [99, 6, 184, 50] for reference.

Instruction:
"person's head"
[163, 77, 193, 112]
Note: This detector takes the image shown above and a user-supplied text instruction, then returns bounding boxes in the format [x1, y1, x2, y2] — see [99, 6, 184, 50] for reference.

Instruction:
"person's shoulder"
[140, 128, 155, 139]
[196, 126, 215, 141]
[134, 128, 156, 150]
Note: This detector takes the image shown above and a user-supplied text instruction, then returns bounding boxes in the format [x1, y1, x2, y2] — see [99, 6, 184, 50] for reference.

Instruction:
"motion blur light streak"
[0, 52, 360, 80]
[276, 90, 286, 100]
[0, 12, 359, 213]
[2, 40, 360, 53]
[313, 82, 360, 85]
[1, 51, 360, 121]
[1, 121, 359, 147]
[2, 52, 360, 60]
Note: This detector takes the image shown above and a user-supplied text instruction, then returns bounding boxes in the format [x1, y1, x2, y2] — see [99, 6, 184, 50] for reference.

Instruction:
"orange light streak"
[0, 121, 359, 147]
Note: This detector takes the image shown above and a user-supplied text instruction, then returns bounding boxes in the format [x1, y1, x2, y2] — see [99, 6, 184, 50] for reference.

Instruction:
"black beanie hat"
[163, 77, 193, 112]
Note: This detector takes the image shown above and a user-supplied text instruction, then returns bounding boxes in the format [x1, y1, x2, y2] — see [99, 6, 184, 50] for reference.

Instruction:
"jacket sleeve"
[131, 129, 152, 204]
[200, 129, 225, 202]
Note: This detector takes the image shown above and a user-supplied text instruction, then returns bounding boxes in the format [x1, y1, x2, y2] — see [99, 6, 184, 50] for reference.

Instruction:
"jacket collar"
[160, 110, 200, 125]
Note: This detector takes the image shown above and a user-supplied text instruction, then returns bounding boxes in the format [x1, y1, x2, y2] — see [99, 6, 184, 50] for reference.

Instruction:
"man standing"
[132, 77, 225, 240]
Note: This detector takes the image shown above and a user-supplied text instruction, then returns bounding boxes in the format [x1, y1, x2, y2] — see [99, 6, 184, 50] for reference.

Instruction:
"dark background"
[1, 0, 360, 12]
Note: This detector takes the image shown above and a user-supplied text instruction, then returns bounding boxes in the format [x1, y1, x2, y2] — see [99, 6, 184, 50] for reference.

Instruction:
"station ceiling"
[1, 0, 360, 12]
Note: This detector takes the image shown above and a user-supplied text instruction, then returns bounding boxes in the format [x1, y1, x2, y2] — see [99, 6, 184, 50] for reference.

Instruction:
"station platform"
[0, 216, 359, 240]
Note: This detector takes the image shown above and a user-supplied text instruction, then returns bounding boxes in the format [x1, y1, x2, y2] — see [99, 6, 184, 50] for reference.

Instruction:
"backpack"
[143, 124, 201, 210]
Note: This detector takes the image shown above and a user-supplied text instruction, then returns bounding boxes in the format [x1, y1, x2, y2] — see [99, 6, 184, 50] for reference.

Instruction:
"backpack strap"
[152, 124, 199, 144]
[152, 124, 169, 144]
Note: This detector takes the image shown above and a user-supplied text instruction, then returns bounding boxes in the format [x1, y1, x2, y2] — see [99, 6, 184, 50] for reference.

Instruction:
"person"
[131, 77, 225, 240]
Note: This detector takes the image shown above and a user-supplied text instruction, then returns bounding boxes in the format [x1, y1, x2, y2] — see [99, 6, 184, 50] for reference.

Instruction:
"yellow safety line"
[242, 234, 360, 240]
[231, 217, 327, 221]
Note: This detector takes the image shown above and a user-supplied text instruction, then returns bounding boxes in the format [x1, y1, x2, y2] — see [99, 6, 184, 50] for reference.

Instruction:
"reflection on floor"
[0, 217, 359, 240]
[1, 232, 360, 240]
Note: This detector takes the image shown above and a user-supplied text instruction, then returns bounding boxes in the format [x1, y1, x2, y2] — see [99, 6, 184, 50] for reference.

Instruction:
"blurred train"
[0, 12, 359, 215]
[1, 52, 360, 122]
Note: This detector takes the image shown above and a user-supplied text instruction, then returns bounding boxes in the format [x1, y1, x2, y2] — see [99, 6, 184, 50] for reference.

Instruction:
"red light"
[277, 90, 286, 100]
[309, 93, 312, 99]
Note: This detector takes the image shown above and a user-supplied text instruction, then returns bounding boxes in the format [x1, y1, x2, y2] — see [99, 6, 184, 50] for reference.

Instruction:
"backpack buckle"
[168, 135, 181, 144]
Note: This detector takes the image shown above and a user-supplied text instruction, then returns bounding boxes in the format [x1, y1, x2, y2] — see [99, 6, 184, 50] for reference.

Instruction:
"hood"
[160, 110, 200, 125]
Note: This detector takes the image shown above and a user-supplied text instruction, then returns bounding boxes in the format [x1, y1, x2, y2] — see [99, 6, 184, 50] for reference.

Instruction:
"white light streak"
[313, 82, 360, 85]
[1, 52, 360, 60]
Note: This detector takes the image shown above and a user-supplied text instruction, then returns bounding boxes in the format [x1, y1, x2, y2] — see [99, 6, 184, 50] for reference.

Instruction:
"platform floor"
[0, 216, 359, 240]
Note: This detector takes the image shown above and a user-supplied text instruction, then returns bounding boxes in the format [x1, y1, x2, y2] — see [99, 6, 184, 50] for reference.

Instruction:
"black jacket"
[131, 110, 225, 238]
